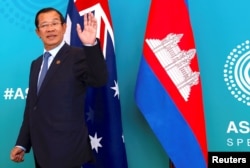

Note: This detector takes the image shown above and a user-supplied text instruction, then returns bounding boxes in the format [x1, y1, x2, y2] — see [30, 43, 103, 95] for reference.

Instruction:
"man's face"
[36, 11, 66, 50]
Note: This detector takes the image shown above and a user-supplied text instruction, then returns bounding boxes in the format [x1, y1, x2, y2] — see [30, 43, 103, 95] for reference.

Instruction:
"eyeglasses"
[38, 21, 62, 29]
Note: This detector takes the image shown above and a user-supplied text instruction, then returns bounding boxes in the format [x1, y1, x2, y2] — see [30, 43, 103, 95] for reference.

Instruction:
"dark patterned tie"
[37, 52, 51, 92]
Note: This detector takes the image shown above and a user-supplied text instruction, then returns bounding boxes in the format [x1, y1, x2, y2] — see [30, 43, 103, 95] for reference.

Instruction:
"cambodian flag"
[65, 0, 128, 167]
[135, 0, 208, 167]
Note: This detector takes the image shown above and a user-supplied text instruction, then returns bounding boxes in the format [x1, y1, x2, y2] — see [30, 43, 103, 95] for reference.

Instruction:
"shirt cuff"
[83, 39, 97, 46]
[16, 145, 26, 152]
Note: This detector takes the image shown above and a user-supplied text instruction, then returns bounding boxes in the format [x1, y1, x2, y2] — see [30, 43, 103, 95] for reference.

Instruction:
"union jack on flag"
[64, 0, 128, 167]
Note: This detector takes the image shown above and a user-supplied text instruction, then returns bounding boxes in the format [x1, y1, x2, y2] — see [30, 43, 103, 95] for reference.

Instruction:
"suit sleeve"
[15, 62, 34, 153]
[79, 38, 108, 87]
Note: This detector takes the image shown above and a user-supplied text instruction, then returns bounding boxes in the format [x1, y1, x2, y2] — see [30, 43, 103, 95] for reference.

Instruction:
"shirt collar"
[43, 40, 65, 58]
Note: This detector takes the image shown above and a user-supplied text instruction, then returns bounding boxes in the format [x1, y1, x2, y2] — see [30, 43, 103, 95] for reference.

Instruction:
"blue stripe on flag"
[135, 57, 206, 168]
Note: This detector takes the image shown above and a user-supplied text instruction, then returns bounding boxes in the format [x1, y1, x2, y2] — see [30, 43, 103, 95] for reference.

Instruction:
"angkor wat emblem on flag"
[146, 33, 200, 101]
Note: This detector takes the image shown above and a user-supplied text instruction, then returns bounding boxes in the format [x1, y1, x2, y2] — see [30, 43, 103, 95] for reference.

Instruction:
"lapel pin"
[56, 60, 61, 64]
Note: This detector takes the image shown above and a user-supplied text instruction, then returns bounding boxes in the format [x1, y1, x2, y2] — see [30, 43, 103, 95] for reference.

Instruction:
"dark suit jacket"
[16, 41, 108, 168]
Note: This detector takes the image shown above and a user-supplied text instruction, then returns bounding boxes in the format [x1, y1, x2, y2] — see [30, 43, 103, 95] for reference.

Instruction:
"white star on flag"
[110, 80, 119, 99]
[89, 132, 103, 153]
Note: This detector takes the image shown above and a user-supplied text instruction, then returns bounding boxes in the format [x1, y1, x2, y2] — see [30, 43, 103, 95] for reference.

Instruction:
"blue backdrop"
[1, 0, 250, 167]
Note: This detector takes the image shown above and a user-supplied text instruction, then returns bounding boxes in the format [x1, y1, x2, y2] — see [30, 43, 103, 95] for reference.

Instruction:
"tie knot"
[43, 52, 51, 59]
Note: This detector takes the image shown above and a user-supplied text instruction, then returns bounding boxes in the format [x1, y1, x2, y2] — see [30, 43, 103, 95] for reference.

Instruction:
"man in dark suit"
[10, 7, 107, 168]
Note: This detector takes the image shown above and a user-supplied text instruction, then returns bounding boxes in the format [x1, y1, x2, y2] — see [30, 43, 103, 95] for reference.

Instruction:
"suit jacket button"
[33, 106, 37, 110]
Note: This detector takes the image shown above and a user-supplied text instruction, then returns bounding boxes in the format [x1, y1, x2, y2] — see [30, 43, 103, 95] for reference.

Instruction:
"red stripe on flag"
[99, 18, 105, 49]
[75, 0, 112, 26]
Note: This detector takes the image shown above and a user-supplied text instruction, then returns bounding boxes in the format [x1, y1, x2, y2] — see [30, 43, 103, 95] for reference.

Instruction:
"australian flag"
[64, 0, 128, 167]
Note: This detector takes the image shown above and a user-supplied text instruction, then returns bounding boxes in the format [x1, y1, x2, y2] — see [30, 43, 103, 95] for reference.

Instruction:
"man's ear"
[62, 23, 67, 33]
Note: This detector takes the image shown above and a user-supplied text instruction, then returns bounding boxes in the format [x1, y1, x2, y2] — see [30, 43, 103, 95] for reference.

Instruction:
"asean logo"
[224, 40, 250, 106]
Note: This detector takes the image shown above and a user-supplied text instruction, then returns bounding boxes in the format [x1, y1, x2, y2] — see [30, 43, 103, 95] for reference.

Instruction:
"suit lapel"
[30, 57, 43, 96]
[37, 43, 70, 95]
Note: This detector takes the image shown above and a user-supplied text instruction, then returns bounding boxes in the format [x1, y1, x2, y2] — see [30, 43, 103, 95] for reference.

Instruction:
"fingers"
[10, 147, 25, 163]
[77, 12, 97, 45]
[77, 12, 96, 33]
[84, 12, 97, 28]
[76, 23, 82, 35]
